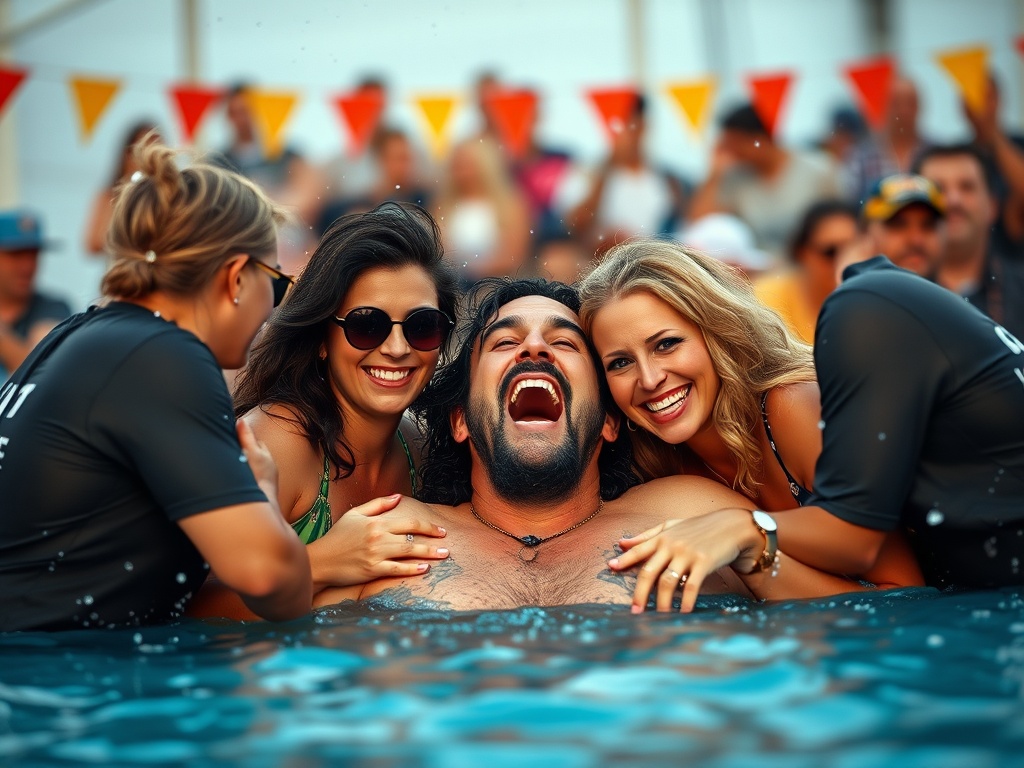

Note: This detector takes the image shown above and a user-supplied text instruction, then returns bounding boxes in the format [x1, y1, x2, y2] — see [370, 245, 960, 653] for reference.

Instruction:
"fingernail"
[438, 527, 447, 536]
[437, 548, 449, 556]
[631, 604, 643, 614]
[388, 493, 402, 501]
[608, 558, 619, 568]
[417, 563, 430, 572]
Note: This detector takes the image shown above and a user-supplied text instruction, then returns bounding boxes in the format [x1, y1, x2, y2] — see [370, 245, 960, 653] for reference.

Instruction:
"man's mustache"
[498, 360, 572, 406]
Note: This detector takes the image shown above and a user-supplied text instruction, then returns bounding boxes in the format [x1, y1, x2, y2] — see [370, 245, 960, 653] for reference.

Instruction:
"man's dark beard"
[464, 361, 606, 504]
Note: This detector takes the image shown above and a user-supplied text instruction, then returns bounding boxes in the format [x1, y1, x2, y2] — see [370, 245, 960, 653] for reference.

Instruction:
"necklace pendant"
[520, 534, 542, 547]
[518, 545, 540, 562]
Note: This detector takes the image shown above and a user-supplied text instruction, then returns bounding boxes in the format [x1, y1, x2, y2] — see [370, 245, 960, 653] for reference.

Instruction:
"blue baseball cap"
[0, 210, 48, 251]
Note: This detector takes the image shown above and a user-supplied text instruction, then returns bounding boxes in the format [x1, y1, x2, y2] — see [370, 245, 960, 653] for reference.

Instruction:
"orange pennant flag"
[0, 66, 28, 116]
[843, 56, 894, 131]
[332, 90, 385, 157]
[665, 78, 716, 136]
[586, 87, 639, 143]
[69, 76, 120, 141]
[484, 88, 537, 159]
[413, 94, 459, 157]
[246, 88, 299, 158]
[746, 72, 793, 139]
[169, 84, 224, 144]
[936, 45, 989, 116]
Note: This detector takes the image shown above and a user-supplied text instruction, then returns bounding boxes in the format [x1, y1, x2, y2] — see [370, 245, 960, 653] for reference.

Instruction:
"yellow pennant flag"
[246, 88, 299, 158]
[69, 76, 120, 141]
[665, 78, 716, 136]
[936, 45, 989, 115]
[414, 94, 459, 157]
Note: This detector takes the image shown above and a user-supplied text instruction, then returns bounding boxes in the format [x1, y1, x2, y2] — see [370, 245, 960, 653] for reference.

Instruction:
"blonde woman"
[0, 141, 311, 631]
[434, 136, 530, 286]
[578, 239, 923, 610]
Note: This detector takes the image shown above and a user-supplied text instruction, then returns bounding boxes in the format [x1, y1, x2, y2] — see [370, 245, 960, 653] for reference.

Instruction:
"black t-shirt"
[0, 303, 267, 631]
[810, 257, 1024, 589]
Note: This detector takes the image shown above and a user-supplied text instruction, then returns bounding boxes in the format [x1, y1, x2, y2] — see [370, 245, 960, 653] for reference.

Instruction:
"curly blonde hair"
[578, 237, 814, 496]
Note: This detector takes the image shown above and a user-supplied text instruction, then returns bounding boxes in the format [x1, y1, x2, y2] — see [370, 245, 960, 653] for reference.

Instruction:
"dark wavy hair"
[233, 202, 459, 480]
[414, 276, 638, 505]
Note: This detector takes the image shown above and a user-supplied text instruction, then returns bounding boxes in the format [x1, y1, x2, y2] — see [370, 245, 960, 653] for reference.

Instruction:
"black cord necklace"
[469, 500, 604, 562]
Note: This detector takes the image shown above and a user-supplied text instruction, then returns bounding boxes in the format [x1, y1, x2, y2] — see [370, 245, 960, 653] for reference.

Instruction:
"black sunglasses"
[248, 258, 294, 307]
[332, 306, 453, 351]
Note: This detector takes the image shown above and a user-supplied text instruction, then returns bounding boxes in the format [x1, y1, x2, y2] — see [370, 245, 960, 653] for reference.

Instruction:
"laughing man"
[315, 279, 901, 612]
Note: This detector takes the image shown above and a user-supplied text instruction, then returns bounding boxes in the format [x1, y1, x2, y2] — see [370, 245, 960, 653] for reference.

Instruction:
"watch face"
[752, 509, 777, 532]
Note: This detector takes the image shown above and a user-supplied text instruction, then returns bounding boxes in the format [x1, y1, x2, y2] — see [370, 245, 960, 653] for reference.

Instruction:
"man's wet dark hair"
[912, 143, 997, 195]
[414, 277, 638, 505]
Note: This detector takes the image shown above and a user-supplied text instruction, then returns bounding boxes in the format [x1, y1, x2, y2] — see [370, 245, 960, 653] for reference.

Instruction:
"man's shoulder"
[612, 475, 751, 520]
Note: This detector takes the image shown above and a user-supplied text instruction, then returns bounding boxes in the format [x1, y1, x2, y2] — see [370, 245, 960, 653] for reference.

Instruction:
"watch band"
[750, 509, 778, 573]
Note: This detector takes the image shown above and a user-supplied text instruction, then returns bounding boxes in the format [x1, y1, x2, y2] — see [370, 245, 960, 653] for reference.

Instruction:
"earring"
[233, 297, 239, 305]
[626, 418, 637, 432]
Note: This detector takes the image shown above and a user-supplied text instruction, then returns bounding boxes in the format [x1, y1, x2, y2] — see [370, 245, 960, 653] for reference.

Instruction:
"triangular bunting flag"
[332, 90, 385, 157]
[169, 84, 224, 144]
[586, 87, 640, 143]
[936, 45, 989, 116]
[0, 66, 28, 116]
[843, 56, 894, 131]
[246, 88, 299, 158]
[484, 88, 537, 159]
[69, 76, 120, 141]
[746, 72, 793, 138]
[1017, 37, 1024, 59]
[665, 78, 716, 136]
[413, 94, 459, 157]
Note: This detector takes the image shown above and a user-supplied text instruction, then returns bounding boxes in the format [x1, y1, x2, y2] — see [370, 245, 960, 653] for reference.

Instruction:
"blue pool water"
[2, 587, 1024, 767]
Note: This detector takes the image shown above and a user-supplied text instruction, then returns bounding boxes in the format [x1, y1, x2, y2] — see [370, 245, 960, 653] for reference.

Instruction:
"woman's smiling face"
[325, 263, 443, 420]
[589, 290, 721, 446]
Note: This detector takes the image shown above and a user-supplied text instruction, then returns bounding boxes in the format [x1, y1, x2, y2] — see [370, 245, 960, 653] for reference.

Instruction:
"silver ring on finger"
[669, 570, 680, 580]
[406, 533, 415, 543]
[679, 574, 688, 587]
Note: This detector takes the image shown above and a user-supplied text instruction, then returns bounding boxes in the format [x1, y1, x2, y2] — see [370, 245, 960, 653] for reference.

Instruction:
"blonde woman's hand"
[306, 496, 449, 589]
[608, 508, 760, 613]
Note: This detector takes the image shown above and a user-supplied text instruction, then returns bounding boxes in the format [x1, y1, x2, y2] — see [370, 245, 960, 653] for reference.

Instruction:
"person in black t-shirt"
[611, 256, 1024, 597]
[0, 141, 311, 631]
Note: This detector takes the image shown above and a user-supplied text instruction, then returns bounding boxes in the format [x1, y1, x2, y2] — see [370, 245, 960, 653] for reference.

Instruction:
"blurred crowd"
[4, 67, 1024, 370]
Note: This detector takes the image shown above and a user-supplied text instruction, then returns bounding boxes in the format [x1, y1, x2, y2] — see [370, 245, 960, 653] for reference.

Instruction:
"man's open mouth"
[507, 376, 564, 422]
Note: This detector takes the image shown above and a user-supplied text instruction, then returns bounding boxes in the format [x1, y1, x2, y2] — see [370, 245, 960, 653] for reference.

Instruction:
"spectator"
[434, 136, 530, 286]
[754, 200, 860, 343]
[317, 126, 432, 234]
[915, 144, 1024, 338]
[862, 173, 946, 277]
[214, 82, 323, 273]
[0, 210, 72, 381]
[688, 103, 843, 262]
[83, 120, 160, 258]
[557, 93, 687, 257]
[847, 75, 933, 202]
[964, 72, 1024, 249]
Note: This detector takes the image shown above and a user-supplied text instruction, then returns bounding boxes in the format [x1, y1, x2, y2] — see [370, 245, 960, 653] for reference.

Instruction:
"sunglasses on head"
[247, 258, 294, 307]
[332, 306, 453, 351]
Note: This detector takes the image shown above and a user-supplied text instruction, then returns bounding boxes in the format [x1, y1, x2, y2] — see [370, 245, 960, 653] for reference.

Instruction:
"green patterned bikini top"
[290, 430, 418, 545]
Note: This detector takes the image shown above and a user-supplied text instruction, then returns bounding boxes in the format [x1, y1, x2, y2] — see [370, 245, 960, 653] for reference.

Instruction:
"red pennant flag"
[0, 66, 28, 115]
[1017, 37, 1024, 58]
[332, 90, 385, 156]
[169, 84, 224, 143]
[843, 56, 894, 131]
[746, 72, 794, 139]
[484, 88, 537, 159]
[586, 87, 640, 143]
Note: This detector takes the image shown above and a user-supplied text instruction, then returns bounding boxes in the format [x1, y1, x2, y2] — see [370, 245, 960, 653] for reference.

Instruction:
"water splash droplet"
[124, 561, 134, 571]
[176, 572, 187, 584]
[82, 595, 94, 605]
[926, 509, 944, 526]
[817, 420, 826, 430]
[877, 432, 886, 441]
